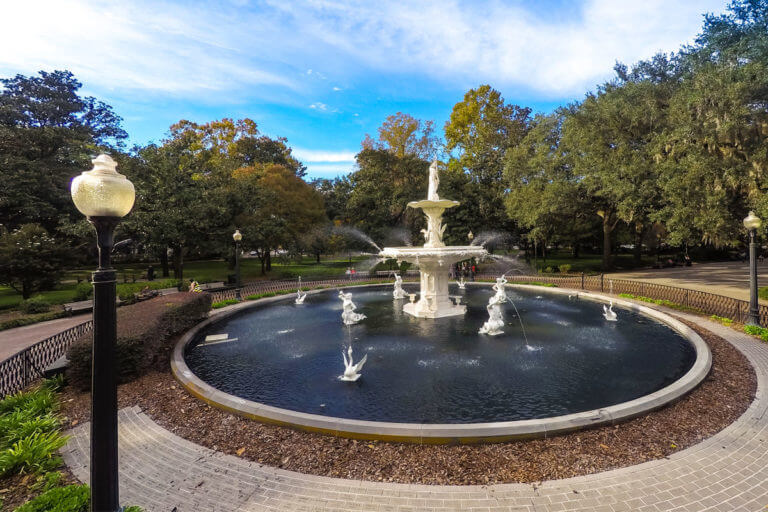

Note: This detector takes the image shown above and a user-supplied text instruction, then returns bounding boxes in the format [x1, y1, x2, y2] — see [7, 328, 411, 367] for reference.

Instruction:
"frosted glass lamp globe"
[70, 154, 135, 218]
[744, 211, 762, 231]
[233, 229, 243, 242]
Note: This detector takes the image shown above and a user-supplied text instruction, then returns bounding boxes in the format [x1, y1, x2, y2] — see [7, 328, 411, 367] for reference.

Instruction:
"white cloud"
[304, 162, 356, 179]
[0, 0, 726, 101]
[293, 148, 356, 163]
[333, 86, 342, 91]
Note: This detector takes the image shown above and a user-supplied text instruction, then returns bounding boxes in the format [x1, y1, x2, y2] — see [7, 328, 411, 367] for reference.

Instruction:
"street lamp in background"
[744, 212, 762, 326]
[233, 229, 243, 300]
[467, 231, 474, 243]
[70, 154, 135, 512]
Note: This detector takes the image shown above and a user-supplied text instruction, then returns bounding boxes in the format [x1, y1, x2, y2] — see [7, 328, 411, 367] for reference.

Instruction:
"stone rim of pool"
[171, 283, 712, 443]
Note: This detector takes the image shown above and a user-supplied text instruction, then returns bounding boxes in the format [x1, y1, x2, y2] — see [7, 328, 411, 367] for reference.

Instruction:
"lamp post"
[467, 230, 474, 243]
[233, 229, 242, 301]
[744, 211, 762, 326]
[70, 154, 135, 512]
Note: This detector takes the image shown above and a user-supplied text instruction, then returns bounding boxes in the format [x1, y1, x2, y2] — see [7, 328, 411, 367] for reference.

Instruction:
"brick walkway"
[62, 313, 768, 511]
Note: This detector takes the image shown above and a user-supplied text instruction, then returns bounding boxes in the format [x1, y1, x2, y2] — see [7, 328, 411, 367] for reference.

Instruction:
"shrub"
[72, 281, 93, 301]
[14, 484, 90, 512]
[543, 266, 554, 273]
[558, 264, 572, 274]
[0, 311, 70, 332]
[66, 292, 212, 389]
[0, 387, 55, 417]
[19, 297, 51, 314]
[115, 278, 180, 302]
[743, 324, 768, 341]
[0, 431, 67, 476]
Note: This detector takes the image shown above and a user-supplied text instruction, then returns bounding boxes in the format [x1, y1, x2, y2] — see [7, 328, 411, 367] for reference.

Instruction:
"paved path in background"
[62, 312, 768, 511]
[0, 314, 90, 361]
[610, 260, 768, 303]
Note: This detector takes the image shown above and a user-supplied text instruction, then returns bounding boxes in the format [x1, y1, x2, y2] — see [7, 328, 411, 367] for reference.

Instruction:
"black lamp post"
[233, 229, 243, 300]
[71, 155, 135, 512]
[744, 211, 762, 326]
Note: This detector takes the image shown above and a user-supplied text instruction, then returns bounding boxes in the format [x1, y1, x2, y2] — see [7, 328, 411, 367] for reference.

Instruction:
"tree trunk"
[260, 255, 266, 275]
[172, 247, 184, 282]
[633, 226, 644, 264]
[572, 243, 580, 259]
[316, 251, 321, 263]
[159, 249, 170, 278]
[266, 250, 272, 271]
[602, 216, 613, 271]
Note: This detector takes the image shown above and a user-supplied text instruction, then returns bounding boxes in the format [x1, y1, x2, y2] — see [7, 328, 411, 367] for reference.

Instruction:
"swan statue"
[341, 345, 368, 381]
[339, 291, 367, 325]
[603, 301, 617, 321]
[457, 276, 466, 289]
[295, 276, 307, 304]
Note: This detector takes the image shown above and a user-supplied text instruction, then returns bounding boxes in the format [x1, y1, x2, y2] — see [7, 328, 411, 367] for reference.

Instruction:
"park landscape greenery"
[0, 0, 766, 311]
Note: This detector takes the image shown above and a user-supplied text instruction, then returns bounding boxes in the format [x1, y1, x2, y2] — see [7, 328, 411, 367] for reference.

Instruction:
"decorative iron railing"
[2, 271, 765, 397]
[0, 320, 92, 398]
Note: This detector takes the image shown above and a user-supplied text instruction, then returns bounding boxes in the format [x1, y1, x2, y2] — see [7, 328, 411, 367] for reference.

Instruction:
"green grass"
[617, 293, 705, 314]
[529, 250, 658, 273]
[759, 287, 768, 301]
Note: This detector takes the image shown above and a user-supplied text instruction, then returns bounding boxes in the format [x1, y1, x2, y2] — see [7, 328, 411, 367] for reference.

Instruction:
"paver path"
[62, 313, 768, 511]
[0, 313, 89, 361]
[609, 260, 768, 304]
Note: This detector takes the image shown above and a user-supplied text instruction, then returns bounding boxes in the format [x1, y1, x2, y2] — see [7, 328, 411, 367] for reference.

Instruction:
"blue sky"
[1, 0, 726, 179]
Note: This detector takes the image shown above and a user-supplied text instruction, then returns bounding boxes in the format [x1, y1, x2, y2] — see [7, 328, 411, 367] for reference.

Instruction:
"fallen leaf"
[236, 447, 245, 456]
[71, 419, 79, 426]
[599, 444, 609, 450]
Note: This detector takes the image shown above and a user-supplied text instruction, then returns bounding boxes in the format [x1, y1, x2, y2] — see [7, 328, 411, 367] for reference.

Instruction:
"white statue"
[339, 291, 367, 325]
[340, 345, 368, 382]
[457, 276, 466, 289]
[295, 277, 307, 304]
[393, 274, 407, 299]
[491, 275, 508, 303]
[479, 294, 505, 336]
[603, 301, 617, 322]
[427, 159, 440, 201]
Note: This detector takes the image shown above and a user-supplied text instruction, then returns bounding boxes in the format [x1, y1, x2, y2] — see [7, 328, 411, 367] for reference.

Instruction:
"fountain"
[603, 301, 618, 321]
[478, 294, 505, 336]
[340, 345, 368, 382]
[339, 291, 366, 325]
[392, 274, 407, 299]
[379, 161, 487, 318]
[295, 276, 307, 304]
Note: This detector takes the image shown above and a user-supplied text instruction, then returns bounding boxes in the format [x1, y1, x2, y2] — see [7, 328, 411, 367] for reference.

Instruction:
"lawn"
[526, 250, 658, 274]
[0, 254, 372, 311]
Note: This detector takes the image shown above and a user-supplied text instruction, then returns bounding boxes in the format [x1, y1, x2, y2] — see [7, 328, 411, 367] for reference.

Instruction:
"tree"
[0, 224, 69, 298]
[347, 149, 429, 243]
[233, 164, 326, 273]
[444, 85, 531, 233]
[312, 176, 353, 222]
[0, 70, 127, 231]
[362, 112, 440, 159]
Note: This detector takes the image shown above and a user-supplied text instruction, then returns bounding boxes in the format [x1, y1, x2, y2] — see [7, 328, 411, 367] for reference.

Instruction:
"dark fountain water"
[185, 285, 695, 424]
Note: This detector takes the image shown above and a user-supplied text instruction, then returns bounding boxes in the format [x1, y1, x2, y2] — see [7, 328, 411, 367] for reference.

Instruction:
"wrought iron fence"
[0, 320, 92, 398]
[2, 271, 765, 397]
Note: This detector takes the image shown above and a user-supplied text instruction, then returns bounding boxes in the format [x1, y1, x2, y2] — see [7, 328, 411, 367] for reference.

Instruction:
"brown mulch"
[58, 322, 756, 485]
[0, 466, 80, 510]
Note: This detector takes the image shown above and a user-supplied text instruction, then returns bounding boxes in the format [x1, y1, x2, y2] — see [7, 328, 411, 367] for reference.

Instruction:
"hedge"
[66, 292, 211, 389]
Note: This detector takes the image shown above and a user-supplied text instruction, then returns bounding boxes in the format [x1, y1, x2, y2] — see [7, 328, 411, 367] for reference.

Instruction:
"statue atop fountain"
[479, 294, 505, 336]
[339, 291, 366, 325]
[393, 274, 407, 299]
[379, 160, 487, 318]
[340, 345, 367, 381]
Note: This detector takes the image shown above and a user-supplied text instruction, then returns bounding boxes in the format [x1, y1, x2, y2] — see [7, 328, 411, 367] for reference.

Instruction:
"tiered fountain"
[379, 161, 487, 318]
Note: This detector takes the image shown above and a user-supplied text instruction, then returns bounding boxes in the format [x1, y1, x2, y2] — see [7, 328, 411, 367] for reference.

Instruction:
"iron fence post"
[600, 274, 604, 292]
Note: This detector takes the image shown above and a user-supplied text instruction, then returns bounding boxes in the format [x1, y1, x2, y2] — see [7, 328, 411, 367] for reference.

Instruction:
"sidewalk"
[609, 260, 768, 303]
[0, 313, 90, 361]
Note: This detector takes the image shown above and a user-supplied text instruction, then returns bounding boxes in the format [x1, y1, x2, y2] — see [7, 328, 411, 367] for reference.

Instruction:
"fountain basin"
[172, 284, 711, 443]
[379, 246, 487, 318]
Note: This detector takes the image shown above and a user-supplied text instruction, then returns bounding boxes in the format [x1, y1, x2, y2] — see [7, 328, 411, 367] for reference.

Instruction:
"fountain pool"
[174, 283, 710, 442]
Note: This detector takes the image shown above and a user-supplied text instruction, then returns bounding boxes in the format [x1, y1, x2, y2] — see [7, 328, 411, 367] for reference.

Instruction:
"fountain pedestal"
[379, 160, 487, 319]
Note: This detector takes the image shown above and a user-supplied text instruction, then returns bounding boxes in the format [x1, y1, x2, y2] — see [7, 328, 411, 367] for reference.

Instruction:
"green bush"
[66, 292, 212, 389]
[115, 279, 180, 302]
[212, 299, 239, 309]
[0, 388, 55, 417]
[71, 282, 93, 302]
[0, 311, 71, 332]
[14, 484, 90, 512]
[743, 324, 768, 341]
[543, 266, 554, 273]
[19, 297, 51, 314]
[0, 431, 67, 476]
[558, 264, 572, 274]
